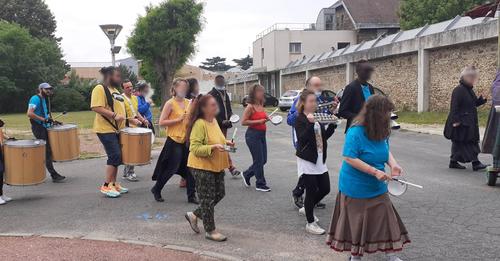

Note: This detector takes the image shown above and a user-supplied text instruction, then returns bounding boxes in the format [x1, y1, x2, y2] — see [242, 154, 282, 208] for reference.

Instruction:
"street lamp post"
[99, 24, 123, 66]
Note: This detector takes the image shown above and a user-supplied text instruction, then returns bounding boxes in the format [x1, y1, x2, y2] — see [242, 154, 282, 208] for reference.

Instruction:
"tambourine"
[229, 114, 240, 124]
[270, 115, 283, 125]
[313, 113, 340, 124]
[387, 177, 423, 196]
[224, 145, 237, 153]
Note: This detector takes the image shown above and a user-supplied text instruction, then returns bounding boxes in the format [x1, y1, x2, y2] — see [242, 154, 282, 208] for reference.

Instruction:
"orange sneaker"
[113, 183, 129, 194]
[100, 184, 120, 198]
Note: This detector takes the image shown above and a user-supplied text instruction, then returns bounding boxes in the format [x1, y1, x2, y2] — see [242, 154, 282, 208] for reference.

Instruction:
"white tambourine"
[387, 178, 408, 196]
[270, 115, 283, 126]
[229, 114, 240, 124]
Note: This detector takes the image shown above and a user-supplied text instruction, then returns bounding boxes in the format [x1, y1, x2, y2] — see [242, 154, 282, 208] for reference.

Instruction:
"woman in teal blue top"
[327, 95, 410, 261]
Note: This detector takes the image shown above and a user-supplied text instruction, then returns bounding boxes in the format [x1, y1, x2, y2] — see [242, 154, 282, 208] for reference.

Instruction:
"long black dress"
[444, 80, 487, 163]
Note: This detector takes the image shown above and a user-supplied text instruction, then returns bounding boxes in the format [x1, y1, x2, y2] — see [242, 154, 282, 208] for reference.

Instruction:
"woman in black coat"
[444, 66, 488, 171]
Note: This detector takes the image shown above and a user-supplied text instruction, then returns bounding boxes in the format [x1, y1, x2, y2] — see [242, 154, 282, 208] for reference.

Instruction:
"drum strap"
[102, 85, 120, 132]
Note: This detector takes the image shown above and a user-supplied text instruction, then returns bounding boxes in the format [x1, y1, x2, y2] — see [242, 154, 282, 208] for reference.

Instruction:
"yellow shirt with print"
[90, 85, 126, 133]
[123, 94, 139, 127]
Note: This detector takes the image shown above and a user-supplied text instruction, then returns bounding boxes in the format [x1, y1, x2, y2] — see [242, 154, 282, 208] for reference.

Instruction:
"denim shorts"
[97, 133, 122, 167]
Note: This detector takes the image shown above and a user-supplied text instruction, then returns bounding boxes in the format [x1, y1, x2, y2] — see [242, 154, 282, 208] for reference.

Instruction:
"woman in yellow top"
[184, 95, 234, 242]
[151, 78, 197, 204]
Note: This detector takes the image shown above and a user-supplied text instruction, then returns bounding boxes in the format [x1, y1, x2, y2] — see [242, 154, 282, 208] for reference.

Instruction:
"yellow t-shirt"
[123, 94, 139, 127]
[187, 119, 230, 173]
[166, 98, 189, 143]
[90, 85, 126, 133]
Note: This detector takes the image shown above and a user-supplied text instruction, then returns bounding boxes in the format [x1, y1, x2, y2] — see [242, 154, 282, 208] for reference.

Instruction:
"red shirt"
[249, 110, 267, 131]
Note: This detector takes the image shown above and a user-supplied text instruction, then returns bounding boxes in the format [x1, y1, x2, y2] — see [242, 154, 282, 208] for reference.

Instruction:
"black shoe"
[256, 185, 271, 192]
[188, 196, 199, 205]
[242, 173, 251, 187]
[315, 202, 326, 209]
[449, 162, 466, 170]
[473, 162, 488, 171]
[292, 193, 304, 209]
[151, 187, 164, 202]
[51, 174, 66, 183]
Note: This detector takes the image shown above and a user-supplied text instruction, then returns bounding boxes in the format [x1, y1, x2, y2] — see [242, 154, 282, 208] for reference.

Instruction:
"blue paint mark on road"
[137, 212, 168, 221]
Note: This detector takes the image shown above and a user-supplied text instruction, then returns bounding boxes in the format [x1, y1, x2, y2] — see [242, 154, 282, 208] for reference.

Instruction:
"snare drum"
[4, 140, 46, 186]
[48, 124, 80, 162]
[120, 127, 152, 166]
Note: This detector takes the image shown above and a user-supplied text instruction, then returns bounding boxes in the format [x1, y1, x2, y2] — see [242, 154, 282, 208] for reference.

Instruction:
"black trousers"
[303, 172, 330, 223]
[152, 137, 195, 199]
[293, 175, 305, 197]
[31, 123, 58, 177]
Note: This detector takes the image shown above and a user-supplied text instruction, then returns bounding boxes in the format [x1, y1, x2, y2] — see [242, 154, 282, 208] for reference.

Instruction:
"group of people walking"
[2, 53, 500, 260]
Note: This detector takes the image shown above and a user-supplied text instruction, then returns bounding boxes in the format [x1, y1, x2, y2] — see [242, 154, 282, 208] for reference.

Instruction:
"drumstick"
[268, 108, 279, 118]
[231, 128, 238, 143]
[392, 178, 423, 189]
[52, 111, 67, 120]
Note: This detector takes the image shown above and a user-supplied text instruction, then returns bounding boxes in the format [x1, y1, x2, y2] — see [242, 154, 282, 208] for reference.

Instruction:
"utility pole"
[99, 24, 123, 66]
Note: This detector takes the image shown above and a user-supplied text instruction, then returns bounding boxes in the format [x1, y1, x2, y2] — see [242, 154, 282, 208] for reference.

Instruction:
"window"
[289, 42, 302, 54]
[337, 42, 350, 49]
[325, 14, 334, 30]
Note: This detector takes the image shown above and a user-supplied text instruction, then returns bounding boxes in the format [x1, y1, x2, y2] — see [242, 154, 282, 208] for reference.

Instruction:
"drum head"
[5, 139, 46, 147]
[388, 178, 407, 196]
[229, 114, 240, 123]
[121, 127, 153, 135]
[270, 115, 283, 125]
[50, 124, 77, 131]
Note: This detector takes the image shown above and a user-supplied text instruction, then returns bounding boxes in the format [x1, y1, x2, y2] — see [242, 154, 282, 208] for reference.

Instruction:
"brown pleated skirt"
[326, 192, 410, 256]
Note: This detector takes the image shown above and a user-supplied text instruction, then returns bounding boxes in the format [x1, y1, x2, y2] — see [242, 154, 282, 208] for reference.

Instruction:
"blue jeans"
[244, 128, 267, 187]
[97, 133, 122, 167]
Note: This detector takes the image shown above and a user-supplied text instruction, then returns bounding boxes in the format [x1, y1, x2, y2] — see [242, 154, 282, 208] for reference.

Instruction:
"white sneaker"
[305, 222, 325, 235]
[387, 255, 403, 261]
[298, 207, 319, 222]
[125, 173, 139, 182]
[0, 197, 6, 205]
[1, 195, 12, 202]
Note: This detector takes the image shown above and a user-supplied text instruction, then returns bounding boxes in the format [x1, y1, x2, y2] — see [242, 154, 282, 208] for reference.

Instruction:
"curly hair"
[353, 94, 395, 141]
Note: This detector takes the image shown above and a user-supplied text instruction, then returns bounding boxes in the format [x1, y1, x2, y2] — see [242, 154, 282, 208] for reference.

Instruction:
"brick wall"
[309, 65, 346, 92]
[429, 38, 497, 111]
[282, 72, 307, 92]
[370, 53, 419, 111]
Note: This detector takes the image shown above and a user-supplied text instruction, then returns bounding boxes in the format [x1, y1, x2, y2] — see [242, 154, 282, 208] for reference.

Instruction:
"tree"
[0, 0, 58, 39]
[233, 55, 253, 70]
[400, 0, 487, 30]
[118, 64, 138, 86]
[127, 0, 203, 105]
[199, 56, 234, 72]
[0, 21, 68, 113]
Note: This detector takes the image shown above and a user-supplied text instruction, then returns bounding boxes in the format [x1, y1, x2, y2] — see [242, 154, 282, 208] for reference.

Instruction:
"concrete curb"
[0, 233, 244, 261]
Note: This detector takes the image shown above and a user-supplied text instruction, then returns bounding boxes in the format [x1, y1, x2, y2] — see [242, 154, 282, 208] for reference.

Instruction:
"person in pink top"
[241, 84, 271, 192]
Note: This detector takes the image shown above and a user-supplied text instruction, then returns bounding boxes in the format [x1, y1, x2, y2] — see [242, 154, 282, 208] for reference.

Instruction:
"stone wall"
[429, 38, 497, 111]
[370, 53, 419, 111]
[335, 6, 355, 30]
[282, 72, 307, 92]
[309, 65, 346, 92]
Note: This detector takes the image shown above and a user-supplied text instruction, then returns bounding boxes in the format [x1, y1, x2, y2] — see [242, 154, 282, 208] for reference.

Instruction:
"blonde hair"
[170, 78, 188, 96]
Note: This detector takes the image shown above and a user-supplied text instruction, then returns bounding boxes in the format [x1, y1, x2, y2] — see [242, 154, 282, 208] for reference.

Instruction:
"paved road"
[1, 108, 500, 261]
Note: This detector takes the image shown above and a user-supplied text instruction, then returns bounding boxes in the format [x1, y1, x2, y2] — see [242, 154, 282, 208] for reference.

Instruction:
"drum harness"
[102, 85, 127, 132]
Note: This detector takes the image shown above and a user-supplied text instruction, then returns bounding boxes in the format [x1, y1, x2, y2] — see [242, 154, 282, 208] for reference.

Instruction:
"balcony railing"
[256, 23, 315, 39]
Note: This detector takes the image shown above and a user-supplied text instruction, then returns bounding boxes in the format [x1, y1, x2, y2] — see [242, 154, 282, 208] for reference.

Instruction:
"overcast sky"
[44, 0, 336, 66]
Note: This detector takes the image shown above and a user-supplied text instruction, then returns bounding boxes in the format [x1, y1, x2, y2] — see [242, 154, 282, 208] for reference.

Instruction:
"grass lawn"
[397, 109, 489, 127]
[1, 110, 96, 130]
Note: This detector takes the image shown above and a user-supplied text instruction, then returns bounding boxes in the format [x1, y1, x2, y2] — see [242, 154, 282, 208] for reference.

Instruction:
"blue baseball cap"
[38, 83, 52, 89]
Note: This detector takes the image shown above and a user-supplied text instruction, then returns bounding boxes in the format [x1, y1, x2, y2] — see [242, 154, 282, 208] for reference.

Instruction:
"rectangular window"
[325, 14, 334, 30]
[289, 42, 302, 54]
[337, 42, 350, 49]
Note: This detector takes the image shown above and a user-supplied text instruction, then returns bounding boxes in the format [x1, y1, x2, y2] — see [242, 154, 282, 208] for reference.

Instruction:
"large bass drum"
[48, 124, 80, 162]
[4, 140, 46, 186]
[120, 127, 152, 166]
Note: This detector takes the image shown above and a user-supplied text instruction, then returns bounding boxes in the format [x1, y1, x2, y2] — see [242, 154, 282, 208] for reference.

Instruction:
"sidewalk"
[400, 123, 486, 139]
[0, 236, 218, 261]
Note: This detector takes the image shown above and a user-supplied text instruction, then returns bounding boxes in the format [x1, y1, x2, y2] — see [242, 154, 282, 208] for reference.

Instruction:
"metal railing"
[256, 23, 315, 39]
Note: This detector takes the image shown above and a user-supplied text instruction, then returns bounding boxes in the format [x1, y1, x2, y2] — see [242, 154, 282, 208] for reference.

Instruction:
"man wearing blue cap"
[26, 83, 66, 183]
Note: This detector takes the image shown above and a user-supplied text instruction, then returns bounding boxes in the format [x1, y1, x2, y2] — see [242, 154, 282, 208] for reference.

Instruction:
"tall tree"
[200, 56, 233, 72]
[233, 55, 253, 70]
[0, 0, 58, 39]
[118, 64, 138, 86]
[400, 0, 487, 30]
[127, 0, 203, 105]
[0, 21, 68, 113]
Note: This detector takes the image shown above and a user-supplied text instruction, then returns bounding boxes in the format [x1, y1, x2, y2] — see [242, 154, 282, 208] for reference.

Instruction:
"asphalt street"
[1, 107, 500, 261]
